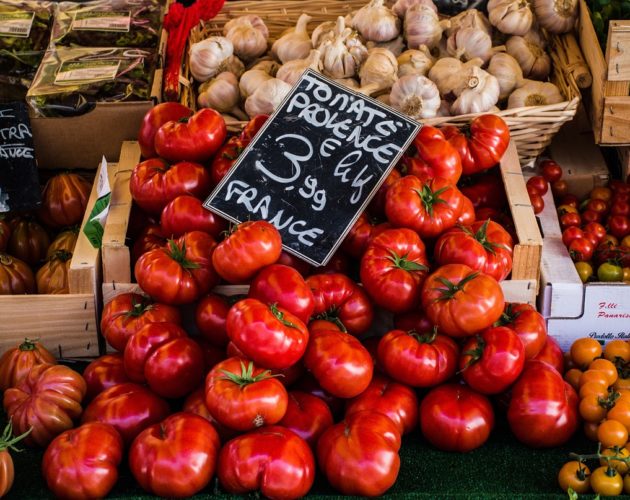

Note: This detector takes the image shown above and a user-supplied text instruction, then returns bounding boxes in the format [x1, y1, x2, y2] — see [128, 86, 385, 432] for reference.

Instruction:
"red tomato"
[460, 173, 507, 210]
[279, 391, 334, 448]
[400, 125, 462, 184]
[508, 360, 579, 447]
[306, 273, 373, 337]
[385, 176, 464, 239]
[212, 220, 282, 284]
[459, 326, 525, 394]
[530, 193, 545, 214]
[135, 231, 219, 305]
[393, 310, 434, 332]
[131, 224, 167, 265]
[377, 328, 458, 387]
[317, 411, 401, 496]
[81, 383, 170, 446]
[124, 322, 204, 399]
[3, 364, 86, 447]
[303, 329, 373, 398]
[154, 108, 227, 163]
[7, 217, 50, 267]
[248, 264, 315, 324]
[569, 238, 595, 262]
[562, 226, 585, 247]
[360, 228, 429, 313]
[342, 212, 391, 259]
[584, 222, 607, 243]
[368, 169, 401, 218]
[0, 253, 35, 294]
[527, 176, 549, 195]
[218, 426, 315, 499]
[160, 195, 226, 238]
[195, 293, 232, 347]
[610, 200, 630, 218]
[496, 303, 547, 359]
[608, 215, 630, 239]
[442, 114, 510, 175]
[582, 209, 602, 224]
[209, 136, 243, 185]
[434, 219, 514, 281]
[129, 413, 220, 497]
[205, 357, 288, 431]
[0, 339, 55, 391]
[531, 336, 564, 374]
[82, 354, 129, 401]
[181, 388, 238, 443]
[138, 102, 192, 159]
[39, 173, 92, 228]
[294, 373, 344, 417]
[552, 180, 569, 198]
[421, 264, 505, 338]
[583, 231, 600, 249]
[100, 293, 181, 352]
[42, 423, 123, 500]
[457, 195, 476, 225]
[345, 374, 418, 435]
[420, 383, 494, 452]
[226, 298, 309, 369]
[586, 198, 609, 215]
[193, 337, 226, 372]
[526, 184, 541, 198]
[560, 212, 581, 230]
[540, 159, 563, 183]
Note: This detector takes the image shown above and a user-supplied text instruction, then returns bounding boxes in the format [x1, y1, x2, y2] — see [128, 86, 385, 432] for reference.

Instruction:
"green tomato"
[575, 262, 594, 283]
[597, 262, 624, 282]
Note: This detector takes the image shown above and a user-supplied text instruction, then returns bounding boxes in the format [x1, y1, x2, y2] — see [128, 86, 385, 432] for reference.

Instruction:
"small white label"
[0, 12, 34, 38]
[71, 11, 130, 32]
[54, 60, 120, 85]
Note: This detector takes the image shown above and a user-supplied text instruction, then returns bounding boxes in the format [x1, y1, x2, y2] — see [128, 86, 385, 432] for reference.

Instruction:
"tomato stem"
[432, 272, 480, 301]
[18, 338, 39, 351]
[413, 185, 448, 217]
[269, 303, 299, 329]
[459, 335, 485, 372]
[167, 240, 201, 270]
[312, 310, 347, 333]
[408, 326, 438, 344]
[0, 421, 32, 452]
[386, 249, 428, 273]
[218, 360, 283, 387]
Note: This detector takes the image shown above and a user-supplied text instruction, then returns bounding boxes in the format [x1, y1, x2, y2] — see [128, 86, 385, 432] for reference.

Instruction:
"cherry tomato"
[551, 180, 569, 198]
[564, 368, 582, 391]
[590, 466, 623, 496]
[598, 262, 624, 282]
[560, 212, 581, 230]
[529, 193, 544, 214]
[600, 446, 630, 474]
[584, 222, 608, 243]
[527, 176, 549, 195]
[569, 238, 595, 262]
[557, 461, 590, 494]
[589, 358, 618, 385]
[591, 186, 613, 203]
[605, 340, 630, 362]
[582, 209, 602, 224]
[571, 338, 603, 368]
[598, 419, 629, 448]
[575, 262, 594, 283]
[558, 204, 578, 215]
[562, 227, 584, 247]
[540, 159, 563, 183]
[579, 393, 607, 422]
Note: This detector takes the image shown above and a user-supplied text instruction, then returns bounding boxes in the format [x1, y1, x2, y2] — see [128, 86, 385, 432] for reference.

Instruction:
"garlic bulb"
[446, 27, 495, 63]
[404, 4, 444, 50]
[197, 73, 247, 120]
[250, 58, 280, 76]
[506, 31, 551, 80]
[507, 79, 563, 108]
[487, 52, 523, 99]
[488, 0, 534, 36]
[428, 57, 483, 97]
[334, 78, 360, 89]
[533, 0, 578, 34]
[271, 14, 312, 63]
[392, 0, 437, 18]
[320, 17, 368, 79]
[312, 21, 336, 49]
[359, 48, 398, 93]
[222, 56, 245, 78]
[367, 37, 406, 57]
[451, 66, 500, 115]
[223, 15, 269, 61]
[245, 78, 292, 117]
[446, 9, 492, 37]
[277, 50, 322, 86]
[436, 99, 451, 117]
[352, 0, 400, 42]
[390, 75, 440, 118]
[189, 37, 234, 82]
[239, 69, 273, 99]
[397, 47, 435, 77]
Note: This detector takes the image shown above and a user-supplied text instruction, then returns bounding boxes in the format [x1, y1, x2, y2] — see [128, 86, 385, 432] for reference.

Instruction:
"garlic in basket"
[189, 37, 234, 82]
[352, 0, 400, 42]
[392, 0, 437, 18]
[428, 57, 484, 98]
[451, 66, 500, 115]
[487, 52, 523, 100]
[277, 50, 322, 86]
[271, 14, 312, 63]
[390, 75, 440, 119]
[397, 47, 435, 77]
[198, 72, 247, 120]
[487, 0, 534, 36]
[506, 30, 550, 80]
[239, 69, 274, 99]
[250, 58, 280, 76]
[446, 27, 496, 64]
[222, 56, 245, 78]
[404, 4, 445, 50]
[507, 79, 563, 108]
[446, 9, 492, 37]
[359, 48, 398, 94]
[312, 21, 336, 49]
[245, 78, 292, 117]
[223, 15, 269, 61]
[320, 17, 368, 79]
[532, 0, 578, 34]
[367, 37, 406, 57]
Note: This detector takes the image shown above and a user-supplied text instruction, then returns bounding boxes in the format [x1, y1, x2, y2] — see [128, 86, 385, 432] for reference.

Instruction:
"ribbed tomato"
[279, 391, 334, 448]
[7, 218, 50, 267]
[0, 338, 55, 391]
[39, 173, 91, 228]
[36, 250, 72, 294]
[46, 228, 78, 257]
[160, 195, 226, 238]
[496, 303, 547, 359]
[82, 353, 129, 401]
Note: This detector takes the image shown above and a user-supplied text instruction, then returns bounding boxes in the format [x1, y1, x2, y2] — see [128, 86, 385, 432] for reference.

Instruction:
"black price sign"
[204, 70, 420, 266]
[0, 102, 41, 213]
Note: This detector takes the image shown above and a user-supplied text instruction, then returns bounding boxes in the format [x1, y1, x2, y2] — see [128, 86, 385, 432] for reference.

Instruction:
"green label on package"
[71, 11, 131, 32]
[0, 12, 34, 38]
[54, 60, 120, 85]
[83, 156, 112, 249]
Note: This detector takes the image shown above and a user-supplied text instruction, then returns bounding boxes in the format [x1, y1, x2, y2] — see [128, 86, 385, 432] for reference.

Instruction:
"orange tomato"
[557, 461, 591, 494]
[601, 235, 619, 247]
[597, 419, 629, 448]
[557, 204, 578, 215]
[564, 368, 583, 391]
[622, 235, 630, 248]
[590, 187, 613, 203]
[571, 338, 603, 368]
[579, 369, 610, 389]
[608, 400, 630, 433]
[589, 358, 618, 386]
[604, 340, 630, 363]
[615, 378, 630, 392]
[591, 466, 623, 496]
[579, 380, 609, 399]
[624, 268, 630, 282]
[579, 394, 608, 423]
[600, 446, 630, 474]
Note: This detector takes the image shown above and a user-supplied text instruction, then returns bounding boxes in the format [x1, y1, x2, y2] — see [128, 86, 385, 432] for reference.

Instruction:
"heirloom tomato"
[306, 273, 373, 336]
[0, 338, 55, 391]
[131, 224, 166, 265]
[460, 173, 507, 211]
[368, 168, 401, 218]
[317, 410, 401, 496]
[303, 329, 373, 399]
[154, 108, 227, 163]
[226, 298, 309, 369]
[195, 293, 232, 347]
[342, 212, 390, 259]
[210, 136, 243, 185]
[531, 336, 564, 374]
[138, 102, 192, 159]
[205, 357, 288, 431]
[129, 413, 220, 497]
[218, 426, 315, 499]
[360, 228, 429, 313]
[82, 353, 129, 401]
[442, 114, 510, 175]
[212, 220, 282, 284]
[42, 423, 123, 500]
[100, 292, 181, 352]
[160, 195, 226, 238]
[8, 217, 50, 267]
[277, 250, 312, 276]
[36, 250, 72, 294]
[0, 254, 35, 294]
[495, 303, 547, 359]
[0, 421, 30, 498]
[457, 195, 476, 225]
[130, 158, 212, 214]
[421, 264, 505, 337]
[81, 383, 170, 446]
[420, 383, 494, 452]
[39, 173, 91, 228]
[135, 231, 219, 304]
[182, 388, 238, 443]
[0, 219, 9, 252]
[540, 159, 563, 183]
[385, 176, 464, 239]
[279, 390, 334, 447]
[47, 228, 78, 257]
[377, 328, 458, 387]
[3, 364, 86, 447]
[508, 360, 579, 447]
[434, 219, 514, 281]
[529, 194, 544, 215]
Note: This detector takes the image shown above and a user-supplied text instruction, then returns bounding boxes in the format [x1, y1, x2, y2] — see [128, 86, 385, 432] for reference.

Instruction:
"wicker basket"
[182, 0, 581, 166]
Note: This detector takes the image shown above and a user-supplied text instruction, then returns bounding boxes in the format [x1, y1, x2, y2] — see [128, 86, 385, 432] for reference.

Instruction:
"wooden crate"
[0, 163, 109, 358]
[578, 0, 630, 145]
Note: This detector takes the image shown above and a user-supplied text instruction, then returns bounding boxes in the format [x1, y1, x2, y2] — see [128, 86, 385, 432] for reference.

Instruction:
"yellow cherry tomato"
[605, 340, 630, 363]
[558, 204, 578, 215]
[623, 268, 630, 283]
[564, 368, 583, 391]
[579, 369, 610, 389]
[571, 338, 603, 368]
[590, 466, 623, 496]
[600, 447, 630, 474]
[580, 380, 610, 399]
[590, 358, 619, 386]
[607, 400, 630, 434]
[575, 262, 594, 283]
[591, 186, 613, 203]
[615, 378, 630, 393]
[598, 419, 629, 448]
[580, 394, 608, 423]
[558, 461, 591, 494]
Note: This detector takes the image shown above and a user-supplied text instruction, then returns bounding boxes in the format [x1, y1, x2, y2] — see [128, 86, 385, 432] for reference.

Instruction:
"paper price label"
[55, 60, 120, 85]
[71, 11, 130, 32]
[0, 12, 34, 38]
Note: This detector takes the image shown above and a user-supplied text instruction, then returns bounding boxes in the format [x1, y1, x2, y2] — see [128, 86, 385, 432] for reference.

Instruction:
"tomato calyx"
[0, 254, 14, 266]
[219, 360, 282, 388]
[495, 303, 521, 327]
[463, 219, 510, 256]
[597, 391, 620, 411]
[269, 303, 299, 329]
[386, 249, 428, 273]
[48, 250, 73, 263]
[413, 185, 448, 217]
[433, 272, 480, 301]
[167, 240, 201, 270]
[407, 326, 438, 344]
[0, 421, 32, 452]
[18, 338, 39, 351]
[460, 335, 486, 372]
[313, 309, 347, 333]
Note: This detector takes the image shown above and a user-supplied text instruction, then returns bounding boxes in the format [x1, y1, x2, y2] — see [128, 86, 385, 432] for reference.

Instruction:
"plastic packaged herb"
[27, 46, 157, 117]
[52, 0, 164, 48]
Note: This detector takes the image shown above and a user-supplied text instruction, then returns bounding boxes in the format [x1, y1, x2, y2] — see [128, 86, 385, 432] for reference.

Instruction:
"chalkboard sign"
[204, 70, 421, 266]
[0, 102, 41, 213]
